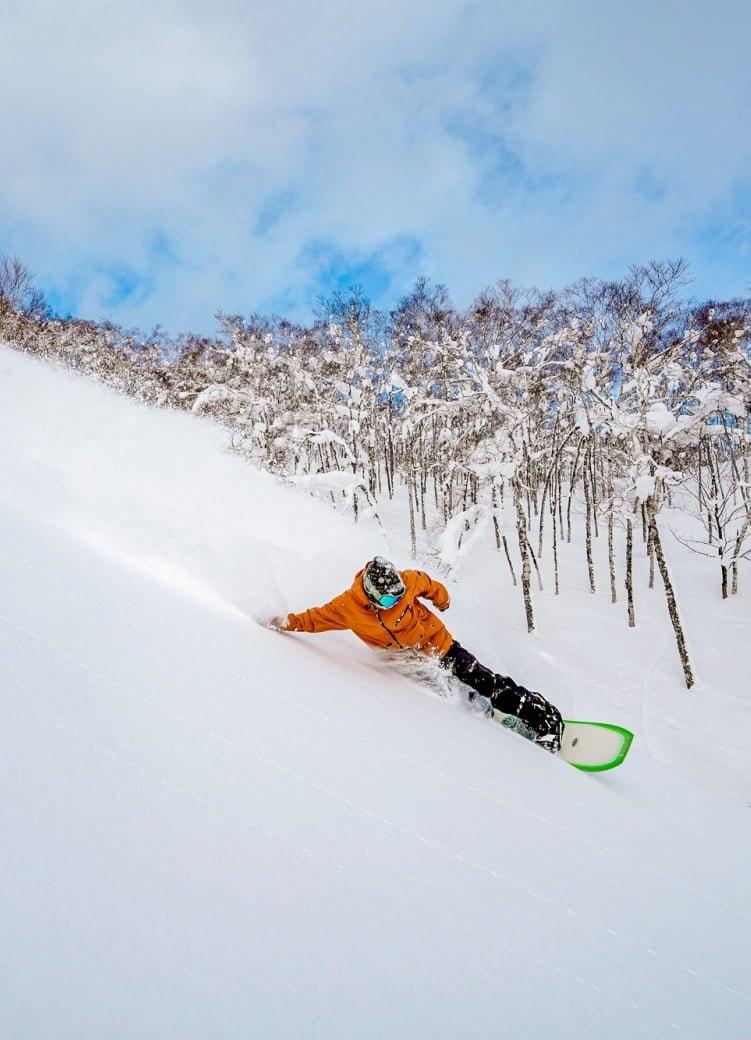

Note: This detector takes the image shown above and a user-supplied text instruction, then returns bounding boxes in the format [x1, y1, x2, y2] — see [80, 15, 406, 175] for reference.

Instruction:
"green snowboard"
[493, 712, 634, 772]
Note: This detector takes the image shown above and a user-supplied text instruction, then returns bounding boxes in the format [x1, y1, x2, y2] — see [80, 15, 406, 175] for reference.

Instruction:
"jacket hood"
[351, 567, 370, 606]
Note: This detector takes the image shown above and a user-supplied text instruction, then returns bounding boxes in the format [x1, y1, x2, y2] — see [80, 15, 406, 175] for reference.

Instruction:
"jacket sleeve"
[408, 571, 450, 611]
[286, 594, 350, 633]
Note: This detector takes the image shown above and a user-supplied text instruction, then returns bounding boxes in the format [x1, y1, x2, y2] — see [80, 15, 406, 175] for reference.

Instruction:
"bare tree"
[0, 255, 48, 319]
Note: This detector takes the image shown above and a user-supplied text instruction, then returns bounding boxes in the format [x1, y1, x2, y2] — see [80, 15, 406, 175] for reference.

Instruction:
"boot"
[516, 690, 564, 754]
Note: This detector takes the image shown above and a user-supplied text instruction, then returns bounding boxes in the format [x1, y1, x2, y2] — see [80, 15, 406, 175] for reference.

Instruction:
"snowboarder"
[267, 556, 564, 752]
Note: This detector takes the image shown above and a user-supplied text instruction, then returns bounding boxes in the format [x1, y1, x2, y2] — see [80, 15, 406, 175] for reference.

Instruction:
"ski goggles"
[363, 569, 405, 608]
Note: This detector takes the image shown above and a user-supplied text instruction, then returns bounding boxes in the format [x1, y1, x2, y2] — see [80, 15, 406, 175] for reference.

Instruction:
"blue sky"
[1, 0, 749, 334]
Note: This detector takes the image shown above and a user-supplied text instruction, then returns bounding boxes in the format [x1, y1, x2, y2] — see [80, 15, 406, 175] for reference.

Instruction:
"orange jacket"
[285, 567, 454, 657]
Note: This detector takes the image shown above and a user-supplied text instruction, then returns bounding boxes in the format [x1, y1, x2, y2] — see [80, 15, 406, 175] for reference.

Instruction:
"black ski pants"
[441, 640, 534, 716]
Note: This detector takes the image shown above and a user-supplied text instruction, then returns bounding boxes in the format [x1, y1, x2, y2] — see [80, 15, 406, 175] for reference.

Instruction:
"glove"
[267, 615, 290, 631]
[438, 596, 450, 612]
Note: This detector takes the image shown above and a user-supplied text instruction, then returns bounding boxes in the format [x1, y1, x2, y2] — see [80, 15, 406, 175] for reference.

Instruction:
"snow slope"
[1, 345, 749, 1039]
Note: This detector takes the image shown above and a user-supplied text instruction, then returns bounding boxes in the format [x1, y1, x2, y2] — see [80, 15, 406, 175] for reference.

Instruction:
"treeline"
[2, 255, 750, 685]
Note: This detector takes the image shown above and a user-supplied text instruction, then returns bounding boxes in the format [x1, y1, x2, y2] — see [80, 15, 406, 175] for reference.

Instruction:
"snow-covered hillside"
[1, 345, 749, 1039]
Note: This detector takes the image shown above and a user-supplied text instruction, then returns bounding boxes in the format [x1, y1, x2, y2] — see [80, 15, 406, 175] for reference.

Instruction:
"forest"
[3, 254, 749, 686]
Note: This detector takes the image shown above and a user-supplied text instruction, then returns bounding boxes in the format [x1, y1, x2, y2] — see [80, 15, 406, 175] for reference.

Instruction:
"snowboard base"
[558, 720, 633, 771]
[493, 712, 634, 772]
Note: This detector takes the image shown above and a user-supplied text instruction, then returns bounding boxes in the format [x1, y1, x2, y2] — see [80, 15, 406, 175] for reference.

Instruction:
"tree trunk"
[589, 440, 599, 539]
[649, 511, 695, 689]
[607, 446, 616, 603]
[608, 511, 617, 604]
[514, 485, 535, 633]
[407, 469, 417, 559]
[583, 441, 596, 593]
[566, 437, 584, 544]
[647, 520, 656, 589]
[527, 539, 544, 593]
[503, 533, 518, 586]
[552, 480, 560, 596]
[420, 468, 427, 531]
[625, 519, 636, 628]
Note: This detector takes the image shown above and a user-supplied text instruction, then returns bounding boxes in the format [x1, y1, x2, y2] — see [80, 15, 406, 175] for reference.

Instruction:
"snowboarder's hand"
[266, 615, 289, 631]
[437, 597, 450, 612]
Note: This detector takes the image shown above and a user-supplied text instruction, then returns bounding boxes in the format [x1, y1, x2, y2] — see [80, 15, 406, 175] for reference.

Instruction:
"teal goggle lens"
[378, 593, 401, 608]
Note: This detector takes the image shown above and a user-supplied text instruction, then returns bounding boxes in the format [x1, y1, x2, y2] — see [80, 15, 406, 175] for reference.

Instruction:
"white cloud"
[1, 0, 749, 332]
